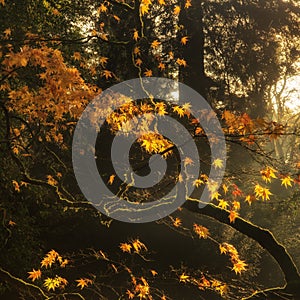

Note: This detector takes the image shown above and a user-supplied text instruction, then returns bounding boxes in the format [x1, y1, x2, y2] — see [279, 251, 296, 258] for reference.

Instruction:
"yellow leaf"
[108, 174, 115, 185]
[229, 210, 238, 223]
[218, 199, 229, 210]
[0, 0, 5, 6]
[176, 58, 187, 67]
[102, 70, 113, 79]
[185, 0, 192, 8]
[173, 5, 181, 15]
[179, 273, 189, 283]
[43, 277, 60, 291]
[28, 269, 42, 282]
[254, 184, 272, 201]
[281, 176, 293, 188]
[157, 0, 165, 5]
[140, 3, 150, 15]
[212, 158, 224, 169]
[98, 3, 108, 13]
[12, 180, 20, 192]
[232, 200, 240, 211]
[76, 278, 92, 289]
[99, 56, 108, 66]
[232, 260, 247, 275]
[151, 40, 161, 49]
[150, 269, 158, 276]
[193, 224, 209, 238]
[4, 28, 11, 38]
[133, 29, 139, 41]
[173, 217, 182, 227]
[120, 243, 132, 253]
[113, 15, 121, 22]
[260, 166, 277, 183]
[73, 52, 81, 61]
[158, 62, 165, 70]
[144, 69, 152, 77]
[181, 36, 189, 45]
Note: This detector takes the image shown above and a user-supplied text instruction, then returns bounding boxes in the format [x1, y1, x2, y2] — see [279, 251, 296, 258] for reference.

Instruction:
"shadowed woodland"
[1, 0, 300, 299]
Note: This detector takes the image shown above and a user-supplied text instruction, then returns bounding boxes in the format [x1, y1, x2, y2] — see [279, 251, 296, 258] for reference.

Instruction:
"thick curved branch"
[184, 201, 300, 290]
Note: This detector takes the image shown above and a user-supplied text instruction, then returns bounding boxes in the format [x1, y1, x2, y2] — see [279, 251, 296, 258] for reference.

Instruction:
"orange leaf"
[28, 269, 42, 282]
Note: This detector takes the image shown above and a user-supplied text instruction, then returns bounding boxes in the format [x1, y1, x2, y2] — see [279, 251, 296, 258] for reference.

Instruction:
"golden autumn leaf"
[181, 36, 189, 45]
[158, 62, 165, 70]
[254, 184, 272, 201]
[185, 0, 192, 8]
[133, 29, 139, 41]
[108, 174, 115, 185]
[151, 40, 161, 49]
[281, 176, 293, 188]
[173, 217, 182, 227]
[140, 3, 150, 15]
[135, 58, 142, 66]
[157, 0, 165, 5]
[232, 260, 248, 275]
[0, 0, 5, 6]
[102, 70, 113, 79]
[126, 289, 135, 299]
[150, 269, 158, 276]
[212, 158, 224, 169]
[73, 52, 81, 61]
[99, 56, 108, 66]
[76, 278, 93, 290]
[144, 69, 152, 77]
[173, 5, 181, 15]
[218, 199, 229, 210]
[44, 277, 60, 291]
[120, 243, 132, 253]
[132, 239, 147, 253]
[260, 166, 277, 183]
[179, 273, 189, 283]
[176, 58, 187, 67]
[8, 220, 16, 226]
[3, 28, 11, 38]
[28, 269, 42, 282]
[229, 210, 238, 223]
[113, 15, 121, 22]
[193, 224, 209, 238]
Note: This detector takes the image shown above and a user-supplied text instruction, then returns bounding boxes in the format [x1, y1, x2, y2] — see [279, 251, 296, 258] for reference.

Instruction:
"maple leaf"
[150, 269, 158, 276]
[133, 30, 139, 41]
[151, 40, 161, 49]
[158, 62, 165, 70]
[181, 36, 189, 45]
[157, 0, 165, 5]
[254, 184, 272, 201]
[98, 3, 108, 13]
[173, 217, 182, 227]
[126, 289, 135, 299]
[173, 105, 185, 117]
[132, 239, 147, 253]
[218, 199, 229, 210]
[193, 178, 204, 187]
[133, 46, 140, 55]
[229, 210, 238, 223]
[245, 194, 255, 205]
[102, 70, 113, 79]
[99, 56, 108, 67]
[8, 220, 16, 226]
[140, 3, 150, 15]
[260, 166, 277, 183]
[185, 0, 192, 8]
[222, 184, 228, 194]
[28, 269, 42, 282]
[44, 277, 60, 291]
[144, 69, 152, 77]
[76, 278, 92, 289]
[212, 158, 224, 169]
[135, 58, 142, 66]
[3, 28, 11, 38]
[12, 180, 20, 192]
[47, 175, 57, 186]
[113, 15, 121, 22]
[193, 224, 209, 238]
[108, 174, 115, 185]
[232, 200, 240, 211]
[179, 273, 189, 283]
[232, 260, 247, 275]
[73, 52, 81, 61]
[176, 58, 187, 67]
[281, 176, 293, 188]
[173, 5, 181, 15]
[0, 0, 5, 6]
[120, 243, 132, 253]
